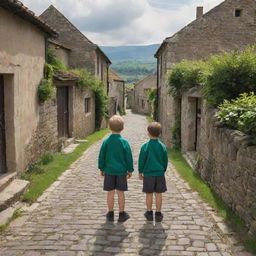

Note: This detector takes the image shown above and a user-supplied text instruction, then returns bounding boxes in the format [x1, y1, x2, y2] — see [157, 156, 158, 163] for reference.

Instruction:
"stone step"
[0, 179, 29, 212]
[0, 172, 17, 192]
[63, 137, 75, 148]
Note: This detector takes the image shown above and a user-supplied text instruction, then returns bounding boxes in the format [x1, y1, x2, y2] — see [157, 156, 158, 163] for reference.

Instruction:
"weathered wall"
[70, 86, 95, 138]
[108, 80, 125, 115]
[157, 0, 256, 147]
[0, 7, 46, 173]
[126, 90, 134, 109]
[197, 106, 256, 234]
[49, 43, 69, 67]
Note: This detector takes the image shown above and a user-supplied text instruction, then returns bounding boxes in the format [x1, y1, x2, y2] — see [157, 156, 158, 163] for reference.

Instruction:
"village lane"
[0, 111, 236, 256]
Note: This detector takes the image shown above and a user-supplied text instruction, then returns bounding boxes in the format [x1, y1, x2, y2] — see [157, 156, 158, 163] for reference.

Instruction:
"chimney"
[196, 6, 204, 19]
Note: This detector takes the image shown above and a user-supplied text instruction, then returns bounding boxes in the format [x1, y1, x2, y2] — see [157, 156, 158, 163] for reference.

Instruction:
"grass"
[22, 129, 109, 203]
[169, 149, 256, 254]
[146, 115, 154, 123]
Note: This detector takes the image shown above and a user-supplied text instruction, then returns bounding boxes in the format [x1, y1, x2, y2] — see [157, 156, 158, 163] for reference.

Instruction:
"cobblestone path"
[0, 112, 237, 256]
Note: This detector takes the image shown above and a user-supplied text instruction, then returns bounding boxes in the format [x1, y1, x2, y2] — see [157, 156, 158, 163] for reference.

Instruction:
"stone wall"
[196, 106, 256, 234]
[157, 0, 256, 147]
[25, 98, 59, 166]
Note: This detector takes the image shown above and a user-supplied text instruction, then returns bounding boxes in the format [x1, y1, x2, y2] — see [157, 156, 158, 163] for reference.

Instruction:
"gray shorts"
[104, 174, 128, 191]
[143, 176, 167, 193]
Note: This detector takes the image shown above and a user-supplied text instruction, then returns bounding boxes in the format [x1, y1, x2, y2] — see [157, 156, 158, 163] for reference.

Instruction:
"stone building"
[108, 69, 125, 116]
[132, 74, 157, 115]
[155, 0, 256, 146]
[0, 0, 57, 175]
[40, 5, 111, 88]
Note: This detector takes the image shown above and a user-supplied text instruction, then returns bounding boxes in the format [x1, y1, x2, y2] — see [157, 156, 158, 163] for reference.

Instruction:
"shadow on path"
[139, 222, 167, 256]
[92, 221, 129, 256]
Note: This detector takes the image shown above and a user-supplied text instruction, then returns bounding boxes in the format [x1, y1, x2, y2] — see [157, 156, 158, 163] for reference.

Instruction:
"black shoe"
[106, 211, 114, 222]
[144, 211, 153, 221]
[155, 212, 163, 222]
[118, 211, 130, 222]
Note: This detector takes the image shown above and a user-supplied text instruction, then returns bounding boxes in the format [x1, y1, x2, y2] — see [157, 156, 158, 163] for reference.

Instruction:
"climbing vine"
[147, 88, 158, 121]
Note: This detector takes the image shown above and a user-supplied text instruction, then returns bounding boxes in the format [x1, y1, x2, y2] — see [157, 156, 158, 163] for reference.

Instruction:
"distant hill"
[101, 44, 160, 83]
[101, 44, 160, 61]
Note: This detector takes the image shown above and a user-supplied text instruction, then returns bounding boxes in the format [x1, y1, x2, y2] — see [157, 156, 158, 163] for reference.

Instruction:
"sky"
[22, 0, 224, 46]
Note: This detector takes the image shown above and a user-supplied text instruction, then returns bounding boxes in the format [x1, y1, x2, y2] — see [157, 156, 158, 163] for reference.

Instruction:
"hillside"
[101, 44, 160, 83]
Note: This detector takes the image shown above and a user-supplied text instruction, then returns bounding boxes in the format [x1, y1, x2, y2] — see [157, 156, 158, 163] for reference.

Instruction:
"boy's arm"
[138, 145, 146, 174]
[98, 140, 107, 171]
[125, 142, 134, 173]
[163, 147, 168, 172]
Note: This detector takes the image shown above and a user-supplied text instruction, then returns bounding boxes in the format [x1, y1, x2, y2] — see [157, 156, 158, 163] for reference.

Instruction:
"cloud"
[21, 0, 224, 46]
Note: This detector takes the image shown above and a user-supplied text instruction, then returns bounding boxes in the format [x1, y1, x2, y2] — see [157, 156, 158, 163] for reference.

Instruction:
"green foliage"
[167, 60, 206, 98]
[72, 69, 108, 129]
[172, 114, 181, 149]
[38, 79, 56, 103]
[22, 129, 109, 203]
[27, 163, 44, 174]
[217, 93, 256, 142]
[203, 47, 256, 107]
[147, 88, 158, 120]
[46, 47, 67, 71]
[38, 152, 54, 165]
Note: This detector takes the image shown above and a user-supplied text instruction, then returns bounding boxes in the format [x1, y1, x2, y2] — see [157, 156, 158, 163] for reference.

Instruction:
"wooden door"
[57, 87, 69, 138]
[0, 75, 7, 173]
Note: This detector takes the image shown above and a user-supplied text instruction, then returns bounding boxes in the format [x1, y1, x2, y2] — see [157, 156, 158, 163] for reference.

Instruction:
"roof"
[0, 0, 57, 36]
[53, 70, 80, 81]
[155, 0, 227, 57]
[134, 74, 157, 89]
[48, 39, 72, 51]
[41, 5, 111, 64]
[109, 69, 124, 82]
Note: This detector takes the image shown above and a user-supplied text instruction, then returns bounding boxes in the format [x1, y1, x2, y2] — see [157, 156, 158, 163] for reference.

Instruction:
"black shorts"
[143, 176, 167, 193]
[103, 174, 128, 191]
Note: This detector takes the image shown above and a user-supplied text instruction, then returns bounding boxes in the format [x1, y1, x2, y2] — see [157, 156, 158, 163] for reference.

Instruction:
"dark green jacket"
[138, 139, 168, 177]
[98, 134, 134, 175]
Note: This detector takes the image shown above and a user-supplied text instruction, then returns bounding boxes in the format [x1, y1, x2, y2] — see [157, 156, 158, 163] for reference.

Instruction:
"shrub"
[147, 88, 157, 120]
[38, 79, 56, 102]
[27, 163, 44, 174]
[167, 60, 206, 98]
[203, 47, 256, 106]
[217, 92, 256, 141]
[38, 153, 54, 165]
[46, 47, 67, 71]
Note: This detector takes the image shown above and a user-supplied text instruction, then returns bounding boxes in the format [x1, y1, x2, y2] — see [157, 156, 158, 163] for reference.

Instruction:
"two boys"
[98, 115, 168, 222]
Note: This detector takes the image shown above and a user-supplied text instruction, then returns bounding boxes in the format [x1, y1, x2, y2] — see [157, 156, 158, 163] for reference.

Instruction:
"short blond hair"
[109, 115, 124, 132]
[148, 122, 162, 137]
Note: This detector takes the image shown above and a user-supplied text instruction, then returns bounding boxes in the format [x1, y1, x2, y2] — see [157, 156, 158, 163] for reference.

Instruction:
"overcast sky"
[22, 0, 224, 46]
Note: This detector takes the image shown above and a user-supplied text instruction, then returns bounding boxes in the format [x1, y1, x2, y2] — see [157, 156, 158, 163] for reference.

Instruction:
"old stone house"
[132, 74, 157, 115]
[0, 0, 57, 175]
[108, 69, 125, 116]
[155, 0, 256, 234]
[40, 5, 111, 89]
[155, 0, 256, 146]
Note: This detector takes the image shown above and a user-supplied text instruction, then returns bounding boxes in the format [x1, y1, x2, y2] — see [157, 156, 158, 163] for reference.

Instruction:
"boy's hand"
[100, 171, 105, 177]
[127, 172, 132, 179]
[139, 173, 144, 180]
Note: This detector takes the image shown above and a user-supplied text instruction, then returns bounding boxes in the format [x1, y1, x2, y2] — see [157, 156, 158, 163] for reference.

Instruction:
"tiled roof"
[109, 69, 124, 82]
[53, 70, 80, 81]
[0, 0, 57, 36]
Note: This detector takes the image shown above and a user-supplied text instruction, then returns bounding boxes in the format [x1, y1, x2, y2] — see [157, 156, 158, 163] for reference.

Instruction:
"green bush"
[167, 60, 206, 98]
[38, 79, 56, 102]
[46, 47, 67, 71]
[217, 92, 256, 141]
[203, 47, 256, 106]
[147, 88, 158, 120]
[38, 153, 54, 165]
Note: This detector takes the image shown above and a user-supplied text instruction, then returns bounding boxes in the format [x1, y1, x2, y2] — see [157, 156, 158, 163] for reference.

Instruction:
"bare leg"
[107, 190, 115, 211]
[117, 190, 125, 212]
[155, 193, 162, 212]
[146, 193, 153, 211]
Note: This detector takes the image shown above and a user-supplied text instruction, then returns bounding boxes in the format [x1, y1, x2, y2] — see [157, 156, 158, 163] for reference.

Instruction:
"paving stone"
[0, 112, 245, 255]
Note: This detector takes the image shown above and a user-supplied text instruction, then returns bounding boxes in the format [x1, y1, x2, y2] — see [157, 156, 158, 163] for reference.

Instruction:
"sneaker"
[144, 211, 153, 221]
[106, 211, 114, 222]
[155, 212, 163, 222]
[118, 211, 130, 222]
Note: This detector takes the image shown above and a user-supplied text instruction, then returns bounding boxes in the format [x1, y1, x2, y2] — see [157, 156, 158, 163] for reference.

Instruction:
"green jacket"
[138, 139, 168, 177]
[98, 134, 134, 175]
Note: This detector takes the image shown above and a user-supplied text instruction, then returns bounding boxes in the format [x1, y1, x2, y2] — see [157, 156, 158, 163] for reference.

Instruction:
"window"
[84, 98, 91, 113]
[235, 9, 242, 17]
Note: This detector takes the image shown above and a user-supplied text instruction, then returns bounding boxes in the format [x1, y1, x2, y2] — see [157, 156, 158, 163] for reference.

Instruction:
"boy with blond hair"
[138, 122, 168, 222]
[98, 115, 134, 222]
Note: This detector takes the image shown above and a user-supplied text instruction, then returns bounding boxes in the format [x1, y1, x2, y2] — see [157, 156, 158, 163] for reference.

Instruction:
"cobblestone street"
[0, 112, 238, 256]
